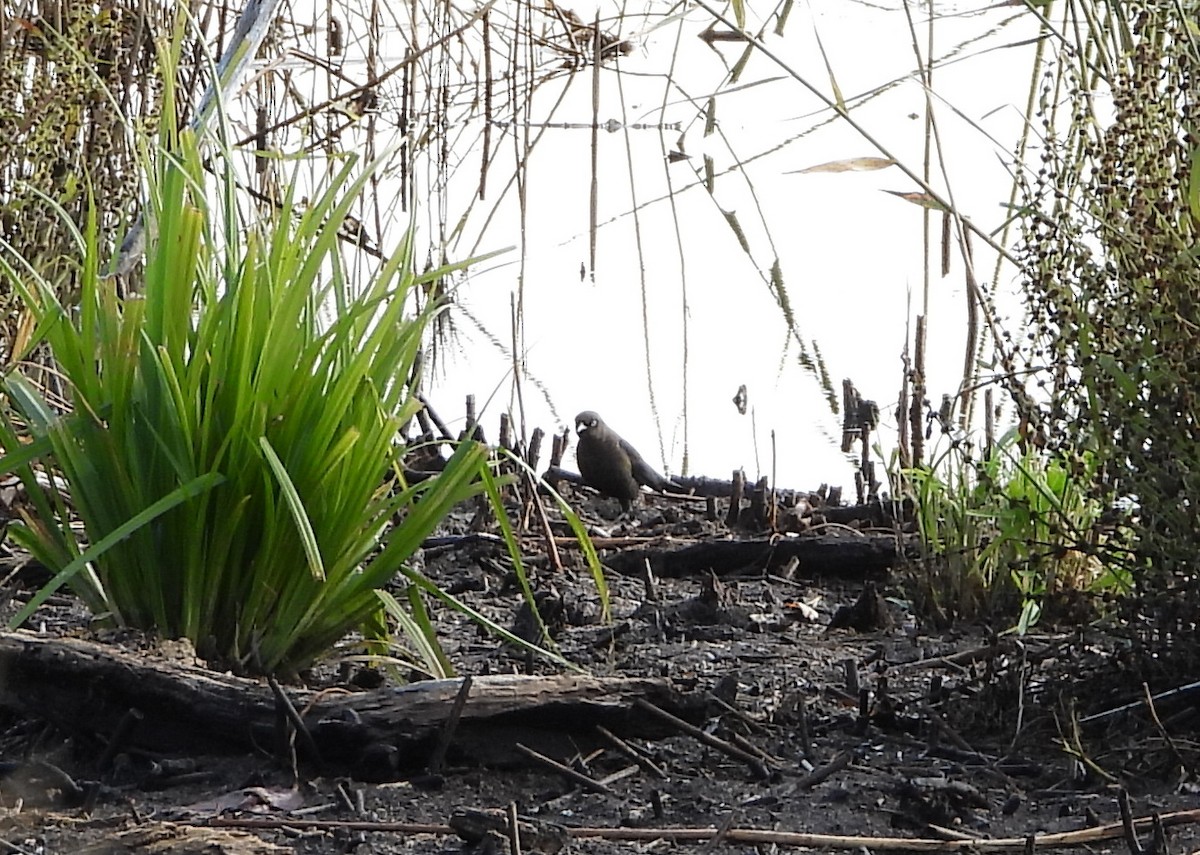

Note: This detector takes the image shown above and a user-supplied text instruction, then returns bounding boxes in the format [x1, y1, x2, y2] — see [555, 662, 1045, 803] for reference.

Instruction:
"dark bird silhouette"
[574, 411, 673, 512]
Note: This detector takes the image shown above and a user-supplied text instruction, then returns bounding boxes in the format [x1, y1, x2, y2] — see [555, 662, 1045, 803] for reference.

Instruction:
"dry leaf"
[792, 157, 896, 174]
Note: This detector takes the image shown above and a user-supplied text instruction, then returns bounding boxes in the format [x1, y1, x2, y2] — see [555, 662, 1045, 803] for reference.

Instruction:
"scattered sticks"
[595, 725, 667, 779]
[633, 698, 771, 780]
[205, 805, 1200, 851]
[922, 705, 985, 759]
[513, 743, 613, 795]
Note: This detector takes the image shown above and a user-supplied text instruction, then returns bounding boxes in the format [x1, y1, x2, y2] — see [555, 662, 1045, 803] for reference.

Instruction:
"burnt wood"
[602, 533, 903, 578]
[0, 632, 705, 779]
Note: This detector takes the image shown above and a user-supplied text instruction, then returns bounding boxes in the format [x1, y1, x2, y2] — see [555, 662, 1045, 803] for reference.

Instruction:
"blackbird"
[574, 411, 674, 512]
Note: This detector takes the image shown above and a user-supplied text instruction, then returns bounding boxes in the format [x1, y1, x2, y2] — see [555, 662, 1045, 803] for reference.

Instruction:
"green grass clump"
[904, 431, 1126, 631]
[0, 121, 493, 677]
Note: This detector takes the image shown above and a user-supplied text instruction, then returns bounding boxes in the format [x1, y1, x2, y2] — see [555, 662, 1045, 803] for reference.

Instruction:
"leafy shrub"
[1019, 7, 1199, 586]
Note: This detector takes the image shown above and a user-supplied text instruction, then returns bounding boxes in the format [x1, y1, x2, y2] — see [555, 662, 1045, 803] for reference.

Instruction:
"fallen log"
[0, 632, 705, 780]
[602, 532, 903, 578]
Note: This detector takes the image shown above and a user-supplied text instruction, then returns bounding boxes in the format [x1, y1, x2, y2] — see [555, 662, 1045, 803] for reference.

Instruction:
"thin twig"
[506, 802, 523, 855]
[1140, 681, 1187, 775]
[267, 675, 323, 768]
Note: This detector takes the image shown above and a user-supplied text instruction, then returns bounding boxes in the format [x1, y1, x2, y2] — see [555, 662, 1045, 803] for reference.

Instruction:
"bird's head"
[575, 411, 602, 435]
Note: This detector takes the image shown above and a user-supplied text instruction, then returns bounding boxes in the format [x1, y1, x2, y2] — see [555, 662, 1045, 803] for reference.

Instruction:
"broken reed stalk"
[794, 749, 852, 789]
[506, 801, 523, 855]
[427, 675, 472, 774]
[725, 469, 745, 528]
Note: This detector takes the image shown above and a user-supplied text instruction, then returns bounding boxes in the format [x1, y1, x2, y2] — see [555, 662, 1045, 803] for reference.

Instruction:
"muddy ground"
[1, 481, 1198, 855]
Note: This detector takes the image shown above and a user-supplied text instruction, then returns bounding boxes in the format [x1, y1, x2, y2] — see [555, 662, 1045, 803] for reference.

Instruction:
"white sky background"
[252, 0, 1046, 493]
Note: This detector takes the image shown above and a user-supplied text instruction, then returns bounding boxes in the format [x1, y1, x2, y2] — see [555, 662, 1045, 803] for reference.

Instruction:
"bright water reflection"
[246, 0, 1041, 492]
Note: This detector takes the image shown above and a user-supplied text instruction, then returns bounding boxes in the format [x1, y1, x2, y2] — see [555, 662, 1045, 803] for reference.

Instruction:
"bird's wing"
[622, 439, 671, 491]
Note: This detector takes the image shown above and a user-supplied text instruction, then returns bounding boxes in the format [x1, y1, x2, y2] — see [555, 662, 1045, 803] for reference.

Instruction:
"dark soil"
[2, 483, 1198, 855]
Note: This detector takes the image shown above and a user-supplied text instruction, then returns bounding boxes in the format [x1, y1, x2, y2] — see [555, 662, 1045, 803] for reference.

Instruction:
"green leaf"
[731, 0, 745, 30]
[378, 587, 455, 678]
[260, 436, 325, 582]
[5, 373, 59, 435]
[8, 472, 224, 628]
[1188, 144, 1200, 225]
